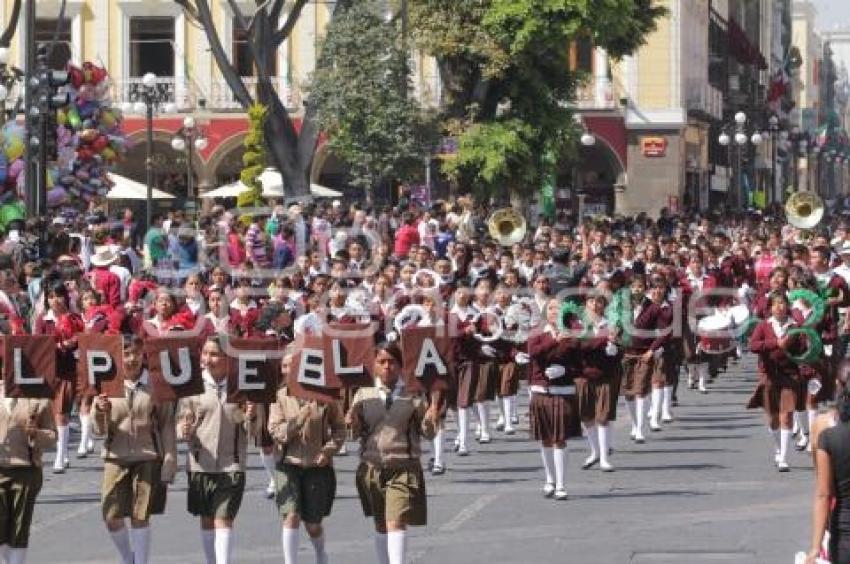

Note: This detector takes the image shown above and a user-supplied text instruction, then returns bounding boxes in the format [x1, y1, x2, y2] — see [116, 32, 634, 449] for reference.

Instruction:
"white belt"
[530, 385, 575, 396]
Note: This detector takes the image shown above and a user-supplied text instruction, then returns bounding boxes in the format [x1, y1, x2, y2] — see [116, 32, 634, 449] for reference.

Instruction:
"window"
[574, 36, 593, 74]
[231, 18, 277, 77]
[35, 19, 72, 70]
[129, 17, 174, 77]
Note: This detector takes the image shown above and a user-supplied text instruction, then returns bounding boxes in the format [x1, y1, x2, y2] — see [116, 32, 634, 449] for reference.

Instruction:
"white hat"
[91, 245, 118, 267]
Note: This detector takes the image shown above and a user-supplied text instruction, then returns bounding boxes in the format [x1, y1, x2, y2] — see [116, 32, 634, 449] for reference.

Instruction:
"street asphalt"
[29, 354, 814, 563]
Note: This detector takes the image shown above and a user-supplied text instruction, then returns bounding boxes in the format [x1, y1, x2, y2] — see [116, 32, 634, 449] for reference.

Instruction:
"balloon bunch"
[0, 122, 27, 205]
[48, 61, 129, 208]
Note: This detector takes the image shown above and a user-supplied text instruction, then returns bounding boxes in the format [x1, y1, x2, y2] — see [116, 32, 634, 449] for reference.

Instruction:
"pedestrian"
[527, 298, 582, 500]
[177, 336, 263, 564]
[347, 342, 439, 564]
[93, 335, 177, 564]
[269, 350, 345, 564]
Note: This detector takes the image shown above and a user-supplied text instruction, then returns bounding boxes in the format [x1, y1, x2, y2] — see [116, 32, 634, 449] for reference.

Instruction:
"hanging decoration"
[237, 103, 268, 210]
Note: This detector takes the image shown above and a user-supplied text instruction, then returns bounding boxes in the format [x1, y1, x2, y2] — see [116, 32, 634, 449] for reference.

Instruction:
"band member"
[748, 293, 800, 471]
[450, 288, 478, 456]
[0, 372, 56, 563]
[622, 278, 671, 443]
[33, 279, 85, 473]
[679, 252, 717, 394]
[491, 286, 520, 436]
[347, 343, 439, 564]
[527, 299, 582, 500]
[93, 335, 177, 564]
[576, 293, 620, 472]
[269, 350, 345, 564]
[177, 336, 264, 564]
[471, 280, 498, 444]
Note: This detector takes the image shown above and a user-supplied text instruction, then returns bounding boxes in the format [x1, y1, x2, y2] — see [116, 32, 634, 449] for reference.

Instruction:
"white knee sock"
[502, 397, 513, 428]
[807, 409, 818, 435]
[698, 364, 708, 388]
[553, 447, 567, 489]
[476, 402, 490, 436]
[793, 411, 802, 435]
[309, 533, 327, 564]
[598, 425, 611, 465]
[540, 446, 555, 484]
[387, 530, 407, 564]
[55, 425, 69, 467]
[214, 528, 233, 564]
[584, 424, 599, 460]
[649, 388, 662, 423]
[779, 429, 791, 463]
[769, 427, 780, 451]
[282, 527, 300, 564]
[625, 399, 637, 431]
[78, 414, 92, 452]
[687, 364, 696, 385]
[5, 548, 26, 564]
[130, 526, 150, 564]
[457, 408, 468, 449]
[201, 529, 215, 564]
[635, 397, 646, 436]
[260, 451, 277, 487]
[433, 429, 444, 467]
[374, 533, 389, 564]
[662, 386, 673, 418]
[109, 527, 134, 564]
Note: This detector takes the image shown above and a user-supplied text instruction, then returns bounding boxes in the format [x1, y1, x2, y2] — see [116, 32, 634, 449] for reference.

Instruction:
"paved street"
[30, 355, 813, 563]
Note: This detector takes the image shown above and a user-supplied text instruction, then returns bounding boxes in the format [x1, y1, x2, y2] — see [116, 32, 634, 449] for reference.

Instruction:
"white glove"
[544, 365, 566, 380]
[605, 342, 618, 357]
[386, 331, 399, 343]
[653, 348, 664, 360]
[808, 379, 823, 396]
[481, 344, 497, 358]
[515, 352, 531, 365]
[825, 344, 834, 357]
[737, 284, 750, 300]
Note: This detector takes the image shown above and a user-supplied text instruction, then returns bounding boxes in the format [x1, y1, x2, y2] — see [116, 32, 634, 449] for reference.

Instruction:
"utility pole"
[23, 0, 36, 217]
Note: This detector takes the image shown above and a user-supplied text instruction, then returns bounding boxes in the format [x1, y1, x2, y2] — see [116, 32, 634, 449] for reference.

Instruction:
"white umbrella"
[201, 168, 343, 200]
[105, 173, 175, 200]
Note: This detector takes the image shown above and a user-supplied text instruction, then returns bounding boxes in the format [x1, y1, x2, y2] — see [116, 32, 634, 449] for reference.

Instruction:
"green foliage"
[310, 0, 438, 201]
[237, 103, 268, 208]
[410, 0, 665, 198]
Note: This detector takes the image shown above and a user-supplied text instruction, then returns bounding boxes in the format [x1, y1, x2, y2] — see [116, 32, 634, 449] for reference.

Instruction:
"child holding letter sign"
[92, 335, 177, 564]
[269, 349, 345, 564]
[177, 336, 263, 564]
[347, 342, 439, 564]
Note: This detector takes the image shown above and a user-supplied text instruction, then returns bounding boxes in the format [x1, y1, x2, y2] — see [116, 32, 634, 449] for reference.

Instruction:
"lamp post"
[718, 111, 762, 210]
[120, 72, 176, 230]
[767, 115, 780, 205]
[171, 113, 208, 217]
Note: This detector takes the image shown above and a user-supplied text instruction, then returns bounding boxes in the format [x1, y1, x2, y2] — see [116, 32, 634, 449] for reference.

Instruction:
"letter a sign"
[400, 327, 452, 393]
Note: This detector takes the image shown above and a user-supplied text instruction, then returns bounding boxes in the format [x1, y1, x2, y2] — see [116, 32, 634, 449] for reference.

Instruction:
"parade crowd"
[0, 196, 850, 564]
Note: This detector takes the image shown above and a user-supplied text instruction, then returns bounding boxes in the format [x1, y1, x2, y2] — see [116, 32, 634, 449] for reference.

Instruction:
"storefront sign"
[641, 137, 668, 157]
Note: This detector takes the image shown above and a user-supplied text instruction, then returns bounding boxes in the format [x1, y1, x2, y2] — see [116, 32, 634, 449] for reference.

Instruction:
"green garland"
[558, 301, 589, 337]
[605, 287, 632, 346]
[787, 326, 823, 364]
[237, 103, 268, 211]
[788, 289, 825, 327]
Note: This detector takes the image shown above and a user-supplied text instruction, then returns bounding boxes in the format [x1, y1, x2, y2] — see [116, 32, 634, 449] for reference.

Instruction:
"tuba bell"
[786, 191, 824, 230]
[487, 207, 527, 247]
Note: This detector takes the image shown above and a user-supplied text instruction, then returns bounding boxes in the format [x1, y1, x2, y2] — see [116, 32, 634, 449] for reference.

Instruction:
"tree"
[409, 0, 666, 205]
[175, 0, 352, 200]
[309, 1, 437, 204]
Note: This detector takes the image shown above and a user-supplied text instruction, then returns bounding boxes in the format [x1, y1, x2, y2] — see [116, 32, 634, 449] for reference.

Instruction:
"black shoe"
[432, 463, 445, 475]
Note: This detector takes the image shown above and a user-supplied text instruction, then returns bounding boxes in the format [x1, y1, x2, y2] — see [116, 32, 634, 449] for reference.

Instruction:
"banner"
[145, 337, 203, 402]
[3, 336, 57, 399]
[400, 327, 452, 393]
[77, 334, 125, 398]
[225, 337, 282, 404]
[323, 324, 375, 388]
[286, 335, 342, 403]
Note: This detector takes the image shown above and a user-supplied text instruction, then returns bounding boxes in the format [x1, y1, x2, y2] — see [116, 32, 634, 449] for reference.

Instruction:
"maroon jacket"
[579, 324, 621, 379]
[87, 267, 122, 308]
[625, 299, 672, 354]
[527, 331, 579, 388]
[748, 319, 800, 381]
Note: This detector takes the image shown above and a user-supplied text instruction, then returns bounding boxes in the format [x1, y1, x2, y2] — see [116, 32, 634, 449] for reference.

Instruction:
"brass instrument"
[487, 207, 527, 247]
[785, 191, 824, 230]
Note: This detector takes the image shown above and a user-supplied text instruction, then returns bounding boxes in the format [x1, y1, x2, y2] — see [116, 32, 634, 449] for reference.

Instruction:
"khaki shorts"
[275, 464, 336, 523]
[101, 460, 160, 522]
[0, 466, 43, 548]
[187, 472, 245, 520]
[355, 462, 426, 526]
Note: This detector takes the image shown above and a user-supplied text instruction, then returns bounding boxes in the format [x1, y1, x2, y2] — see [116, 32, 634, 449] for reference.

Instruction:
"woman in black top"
[808, 387, 850, 564]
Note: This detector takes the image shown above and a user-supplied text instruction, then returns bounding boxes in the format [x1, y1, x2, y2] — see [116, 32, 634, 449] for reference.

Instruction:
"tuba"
[786, 191, 824, 230]
[487, 207, 527, 247]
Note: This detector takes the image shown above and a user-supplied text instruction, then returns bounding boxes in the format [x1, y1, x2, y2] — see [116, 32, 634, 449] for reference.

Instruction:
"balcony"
[574, 76, 622, 110]
[111, 76, 302, 113]
[685, 81, 724, 121]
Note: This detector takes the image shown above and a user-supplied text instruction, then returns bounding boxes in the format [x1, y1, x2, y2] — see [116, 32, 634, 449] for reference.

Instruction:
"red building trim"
[583, 115, 627, 169]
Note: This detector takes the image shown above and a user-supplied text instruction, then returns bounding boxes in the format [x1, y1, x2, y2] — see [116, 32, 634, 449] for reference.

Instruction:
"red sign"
[641, 137, 668, 157]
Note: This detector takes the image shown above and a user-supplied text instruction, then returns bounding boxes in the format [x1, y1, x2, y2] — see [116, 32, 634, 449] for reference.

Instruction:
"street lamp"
[718, 111, 763, 209]
[171, 111, 208, 216]
[0, 46, 23, 122]
[580, 130, 596, 146]
[132, 72, 174, 229]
